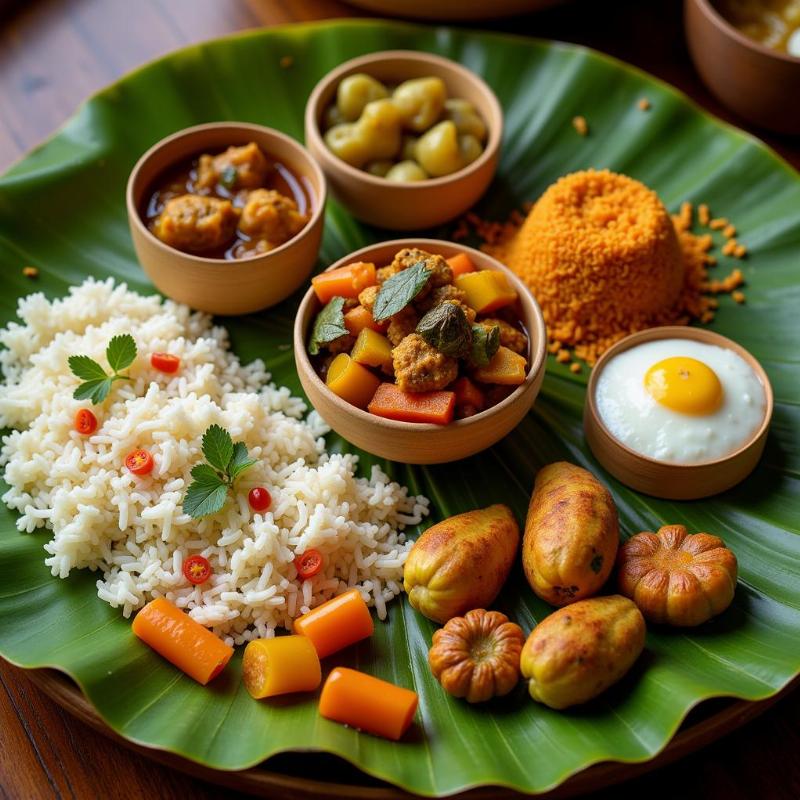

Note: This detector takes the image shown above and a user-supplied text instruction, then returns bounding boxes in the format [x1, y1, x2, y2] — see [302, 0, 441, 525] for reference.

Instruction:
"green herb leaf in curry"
[469, 323, 500, 367]
[416, 303, 473, 359]
[308, 296, 349, 355]
[373, 261, 431, 322]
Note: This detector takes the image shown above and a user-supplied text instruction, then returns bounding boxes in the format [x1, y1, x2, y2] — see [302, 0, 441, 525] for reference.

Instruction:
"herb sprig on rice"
[68, 333, 137, 404]
[183, 424, 257, 518]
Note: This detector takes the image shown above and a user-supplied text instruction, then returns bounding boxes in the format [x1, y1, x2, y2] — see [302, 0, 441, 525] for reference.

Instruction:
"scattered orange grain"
[734, 244, 747, 258]
[722, 240, 737, 257]
[556, 349, 571, 364]
[280, 55, 293, 69]
[698, 204, 710, 226]
[723, 224, 737, 238]
[569, 362, 582, 374]
[638, 98, 651, 111]
[22, 266, 38, 279]
[709, 217, 728, 230]
[732, 290, 746, 304]
[572, 115, 588, 136]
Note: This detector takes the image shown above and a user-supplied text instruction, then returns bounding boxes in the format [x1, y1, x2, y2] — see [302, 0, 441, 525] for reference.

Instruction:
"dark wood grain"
[0, 0, 799, 798]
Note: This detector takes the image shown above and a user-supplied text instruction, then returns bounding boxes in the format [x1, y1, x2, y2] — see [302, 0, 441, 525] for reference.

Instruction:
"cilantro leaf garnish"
[202, 424, 234, 473]
[106, 334, 137, 373]
[373, 261, 431, 322]
[308, 296, 348, 355]
[182, 425, 258, 519]
[68, 334, 137, 405]
[228, 441, 258, 480]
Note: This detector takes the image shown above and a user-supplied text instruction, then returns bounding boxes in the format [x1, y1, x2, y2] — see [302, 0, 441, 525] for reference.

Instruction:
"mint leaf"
[68, 355, 108, 382]
[469, 323, 500, 367]
[183, 470, 229, 518]
[106, 334, 137, 373]
[73, 378, 112, 404]
[228, 441, 257, 480]
[373, 261, 431, 322]
[202, 424, 234, 473]
[308, 297, 348, 356]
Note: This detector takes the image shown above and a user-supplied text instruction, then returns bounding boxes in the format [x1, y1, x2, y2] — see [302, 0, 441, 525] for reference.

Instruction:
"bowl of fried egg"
[584, 326, 773, 499]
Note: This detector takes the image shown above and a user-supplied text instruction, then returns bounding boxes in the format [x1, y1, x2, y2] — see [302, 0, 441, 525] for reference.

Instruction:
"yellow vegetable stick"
[242, 635, 321, 699]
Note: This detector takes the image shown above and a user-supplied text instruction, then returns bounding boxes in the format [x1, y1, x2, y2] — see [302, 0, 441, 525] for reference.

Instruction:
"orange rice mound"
[483, 169, 736, 365]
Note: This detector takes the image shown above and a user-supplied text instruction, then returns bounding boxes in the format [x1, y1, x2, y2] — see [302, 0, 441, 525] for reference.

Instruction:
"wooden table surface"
[0, 0, 798, 798]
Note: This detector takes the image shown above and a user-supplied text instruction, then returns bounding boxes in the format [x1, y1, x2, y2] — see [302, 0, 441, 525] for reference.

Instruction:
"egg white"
[595, 338, 766, 464]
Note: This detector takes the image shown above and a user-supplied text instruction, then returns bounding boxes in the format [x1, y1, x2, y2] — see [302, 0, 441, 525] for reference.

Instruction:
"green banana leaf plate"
[1, 19, 799, 799]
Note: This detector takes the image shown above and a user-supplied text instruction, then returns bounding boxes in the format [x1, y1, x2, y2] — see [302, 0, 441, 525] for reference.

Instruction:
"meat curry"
[144, 142, 311, 260]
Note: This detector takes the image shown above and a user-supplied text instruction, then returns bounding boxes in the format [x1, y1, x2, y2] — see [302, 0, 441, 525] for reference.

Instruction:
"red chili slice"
[248, 487, 272, 512]
[74, 408, 98, 435]
[151, 352, 180, 373]
[295, 549, 323, 580]
[125, 449, 154, 476]
[183, 555, 212, 585]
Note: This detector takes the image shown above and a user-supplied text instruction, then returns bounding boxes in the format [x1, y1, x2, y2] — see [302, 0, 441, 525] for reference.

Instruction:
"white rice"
[0, 278, 428, 645]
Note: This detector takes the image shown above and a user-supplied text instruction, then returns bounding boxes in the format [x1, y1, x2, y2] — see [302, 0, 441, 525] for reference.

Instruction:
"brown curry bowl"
[127, 122, 326, 315]
[584, 326, 773, 500]
[685, 0, 800, 134]
[294, 239, 547, 464]
[304, 51, 502, 230]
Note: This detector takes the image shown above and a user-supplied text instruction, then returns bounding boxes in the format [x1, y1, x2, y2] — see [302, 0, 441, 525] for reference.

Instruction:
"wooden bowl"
[685, 0, 800, 134]
[342, 0, 567, 19]
[584, 326, 773, 500]
[304, 51, 502, 230]
[126, 122, 326, 315]
[294, 239, 547, 464]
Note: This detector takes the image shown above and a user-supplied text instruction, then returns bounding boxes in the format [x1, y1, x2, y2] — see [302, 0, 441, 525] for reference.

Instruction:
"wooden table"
[0, 1, 798, 798]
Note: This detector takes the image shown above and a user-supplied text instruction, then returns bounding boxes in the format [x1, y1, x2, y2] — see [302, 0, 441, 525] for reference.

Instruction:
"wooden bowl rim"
[304, 49, 503, 190]
[585, 325, 774, 470]
[125, 121, 328, 269]
[293, 238, 547, 434]
[690, 0, 800, 65]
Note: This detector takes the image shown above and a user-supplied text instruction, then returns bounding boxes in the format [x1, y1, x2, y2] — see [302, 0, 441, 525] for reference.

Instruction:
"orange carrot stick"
[446, 252, 476, 277]
[311, 262, 376, 303]
[367, 383, 455, 425]
[319, 667, 418, 741]
[132, 597, 233, 685]
[293, 588, 373, 658]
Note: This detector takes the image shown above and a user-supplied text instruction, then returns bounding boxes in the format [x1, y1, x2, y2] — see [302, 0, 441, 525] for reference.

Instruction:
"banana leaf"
[0, 20, 798, 797]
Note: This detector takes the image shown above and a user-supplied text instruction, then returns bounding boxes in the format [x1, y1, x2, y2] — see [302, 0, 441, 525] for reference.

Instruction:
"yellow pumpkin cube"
[455, 271, 517, 314]
[472, 346, 527, 385]
[326, 353, 381, 409]
[351, 328, 393, 370]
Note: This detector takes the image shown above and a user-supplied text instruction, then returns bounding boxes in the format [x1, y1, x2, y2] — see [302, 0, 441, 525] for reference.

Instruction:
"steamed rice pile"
[0, 278, 428, 645]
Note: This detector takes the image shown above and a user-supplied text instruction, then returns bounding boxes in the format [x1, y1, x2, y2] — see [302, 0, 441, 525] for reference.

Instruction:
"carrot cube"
[367, 383, 455, 425]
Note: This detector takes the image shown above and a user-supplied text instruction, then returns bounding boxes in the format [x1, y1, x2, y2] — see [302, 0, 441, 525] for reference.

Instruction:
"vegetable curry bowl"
[294, 239, 546, 464]
[127, 122, 326, 315]
[304, 51, 502, 230]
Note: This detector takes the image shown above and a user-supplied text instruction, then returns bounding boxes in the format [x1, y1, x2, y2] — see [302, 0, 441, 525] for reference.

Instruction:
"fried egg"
[595, 338, 766, 464]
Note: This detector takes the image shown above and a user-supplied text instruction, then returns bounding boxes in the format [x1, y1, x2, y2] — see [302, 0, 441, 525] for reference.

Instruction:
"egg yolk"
[644, 357, 723, 415]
